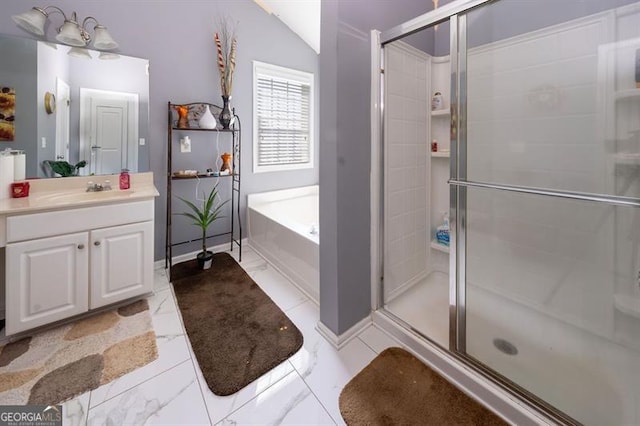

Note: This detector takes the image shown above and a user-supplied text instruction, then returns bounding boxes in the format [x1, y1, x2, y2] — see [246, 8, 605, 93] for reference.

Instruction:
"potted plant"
[44, 160, 87, 177]
[176, 184, 228, 269]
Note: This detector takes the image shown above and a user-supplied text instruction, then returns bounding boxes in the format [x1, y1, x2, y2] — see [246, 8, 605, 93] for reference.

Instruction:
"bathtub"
[247, 185, 319, 302]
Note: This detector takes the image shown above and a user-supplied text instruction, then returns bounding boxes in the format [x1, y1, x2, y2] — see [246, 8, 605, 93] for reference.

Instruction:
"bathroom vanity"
[0, 172, 158, 335]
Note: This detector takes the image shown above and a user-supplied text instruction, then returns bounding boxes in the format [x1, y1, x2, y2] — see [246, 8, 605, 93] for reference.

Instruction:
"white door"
[55, 78, 71, 161]
[79, 89, 139, 175]
[6, 233, 89, 335]
[94, 99, 128, 175]
[90, 221, 153, 309]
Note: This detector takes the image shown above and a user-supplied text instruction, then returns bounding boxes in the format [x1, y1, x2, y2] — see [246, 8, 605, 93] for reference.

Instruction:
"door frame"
[55, 78, 71, 161]
[79, 88, 139, 175]
[371, 0, 491, 335]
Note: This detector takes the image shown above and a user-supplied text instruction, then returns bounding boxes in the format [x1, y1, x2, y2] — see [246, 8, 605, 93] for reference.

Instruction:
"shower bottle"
[436, 212, 450, 246]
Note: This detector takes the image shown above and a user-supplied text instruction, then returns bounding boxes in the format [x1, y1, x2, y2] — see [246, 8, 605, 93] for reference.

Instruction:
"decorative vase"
[220, 152, 232, 175]
[219, 95, 233, 129]
[198, 104, 217, 129]
[174, 105, 189, 129]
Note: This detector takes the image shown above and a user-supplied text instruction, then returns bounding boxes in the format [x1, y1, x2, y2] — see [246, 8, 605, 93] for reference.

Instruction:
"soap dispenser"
[119, 169, 130, 190]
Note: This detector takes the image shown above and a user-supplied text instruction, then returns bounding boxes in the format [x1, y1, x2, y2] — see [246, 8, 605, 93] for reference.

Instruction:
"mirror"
[0, 34, 149, 177]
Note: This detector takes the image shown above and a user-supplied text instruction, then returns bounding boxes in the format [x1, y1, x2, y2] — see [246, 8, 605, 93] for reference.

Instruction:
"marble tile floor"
[62, 246, 402, 426]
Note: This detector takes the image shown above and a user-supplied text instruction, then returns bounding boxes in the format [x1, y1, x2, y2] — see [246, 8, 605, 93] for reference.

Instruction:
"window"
[253, 61, 314, 173]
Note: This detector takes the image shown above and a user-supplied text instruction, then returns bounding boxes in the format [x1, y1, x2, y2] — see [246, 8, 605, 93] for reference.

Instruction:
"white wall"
[37, 42, 70, 173]
[383, 42, 430, 301]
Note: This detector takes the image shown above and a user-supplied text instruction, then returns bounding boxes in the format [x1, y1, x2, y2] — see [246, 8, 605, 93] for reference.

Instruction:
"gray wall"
[0, 0, 319, 260]
[319, 0, 433, 335]
[0, 36, 37, 175]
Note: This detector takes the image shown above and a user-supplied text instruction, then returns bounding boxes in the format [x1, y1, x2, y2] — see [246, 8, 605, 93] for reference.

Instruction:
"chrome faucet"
[86, 180, 112, 192]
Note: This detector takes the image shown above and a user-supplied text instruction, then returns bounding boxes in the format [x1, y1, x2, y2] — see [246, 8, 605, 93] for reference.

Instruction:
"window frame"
[252, 60, 315, 173]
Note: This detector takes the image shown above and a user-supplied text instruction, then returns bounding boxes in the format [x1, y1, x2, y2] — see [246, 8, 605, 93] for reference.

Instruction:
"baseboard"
[316, 315, 372, 350]
[372, 311, 554, 426]
[385, 270, 429, 303]
[155, 238, 249, 270]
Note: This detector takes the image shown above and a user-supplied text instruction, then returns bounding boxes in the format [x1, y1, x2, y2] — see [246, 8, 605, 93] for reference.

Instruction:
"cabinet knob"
[77, 244, 85, 250]
[94, 241, 101, 246]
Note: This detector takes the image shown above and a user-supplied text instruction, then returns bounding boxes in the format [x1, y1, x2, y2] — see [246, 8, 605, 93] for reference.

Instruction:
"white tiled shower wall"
[384, 43, 430, 301]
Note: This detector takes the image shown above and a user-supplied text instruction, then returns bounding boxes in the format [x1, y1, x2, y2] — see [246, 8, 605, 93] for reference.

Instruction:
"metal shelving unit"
[165, 101, 242, 270]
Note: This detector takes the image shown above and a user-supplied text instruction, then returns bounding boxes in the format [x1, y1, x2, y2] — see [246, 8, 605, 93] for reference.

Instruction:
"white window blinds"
[253, 61, 314, 172]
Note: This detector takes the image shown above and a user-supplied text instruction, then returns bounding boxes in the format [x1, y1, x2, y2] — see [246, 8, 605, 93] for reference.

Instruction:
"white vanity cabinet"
[90, 221, 153, 309]
[5, 199, 154, 335]
[6, 232, 90, 334]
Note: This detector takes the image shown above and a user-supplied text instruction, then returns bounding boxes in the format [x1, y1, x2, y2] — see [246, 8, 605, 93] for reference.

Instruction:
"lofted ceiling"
[254, 0, 321, 54]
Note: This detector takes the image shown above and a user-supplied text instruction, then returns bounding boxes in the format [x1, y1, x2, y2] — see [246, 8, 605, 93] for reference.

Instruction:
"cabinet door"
[90, 221, 153, 309]
[6, 233, 89, 335]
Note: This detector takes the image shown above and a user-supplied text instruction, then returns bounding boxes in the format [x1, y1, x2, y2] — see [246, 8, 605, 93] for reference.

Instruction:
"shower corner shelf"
[431, 151, 450, 158]
[431, 109, 451, 117]
[614, 294, 640, 319]
[615, 88, 640, 101]
[614, 153, 640, 165]
[430, 240, 450, 254]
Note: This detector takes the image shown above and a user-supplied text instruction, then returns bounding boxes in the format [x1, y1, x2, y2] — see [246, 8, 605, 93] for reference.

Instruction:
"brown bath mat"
[339, 347, 506, 425]
[171, 252, 303, 396]
[0, 299, 158, 405]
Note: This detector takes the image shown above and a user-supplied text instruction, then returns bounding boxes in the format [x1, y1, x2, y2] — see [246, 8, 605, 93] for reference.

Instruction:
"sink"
[33, 189, 135, 204]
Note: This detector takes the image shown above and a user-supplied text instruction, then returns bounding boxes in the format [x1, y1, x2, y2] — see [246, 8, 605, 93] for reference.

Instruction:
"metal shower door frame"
[378, 0, 491, 355]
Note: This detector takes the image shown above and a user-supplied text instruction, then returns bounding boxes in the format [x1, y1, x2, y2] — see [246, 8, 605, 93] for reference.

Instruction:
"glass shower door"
[454, 1, 640, 424]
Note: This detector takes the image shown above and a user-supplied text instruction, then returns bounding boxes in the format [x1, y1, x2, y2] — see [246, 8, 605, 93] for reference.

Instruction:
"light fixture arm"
[81, 16, 100, 29]
[40, 5, 69, 20]
[78, 16, 100, 44]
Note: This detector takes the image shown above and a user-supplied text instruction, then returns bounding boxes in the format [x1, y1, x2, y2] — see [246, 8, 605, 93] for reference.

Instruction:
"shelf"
[431, 109, 450, 117]
[431, 151, 450, 158]
[615, 89, 640, 101]
[614, 153, 640, 165]
[614, 294, 640, 319]
[430, 240, 450, 254]
[166, 100, 242, 269]
[171, 126, 237, 132]
[171, 173, 238, 180]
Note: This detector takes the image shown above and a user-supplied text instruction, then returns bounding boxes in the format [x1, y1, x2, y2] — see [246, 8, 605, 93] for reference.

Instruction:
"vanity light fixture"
[67, 47, 92, 59]
[98, 52, 121, 61]
[12, 6, 118, 50]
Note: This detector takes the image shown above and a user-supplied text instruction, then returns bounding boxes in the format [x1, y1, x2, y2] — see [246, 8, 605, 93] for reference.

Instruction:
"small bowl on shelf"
[173, 170, 198, 178]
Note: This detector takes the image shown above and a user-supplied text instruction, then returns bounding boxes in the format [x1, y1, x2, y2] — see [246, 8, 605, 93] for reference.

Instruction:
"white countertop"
[0, 172, 159, 215]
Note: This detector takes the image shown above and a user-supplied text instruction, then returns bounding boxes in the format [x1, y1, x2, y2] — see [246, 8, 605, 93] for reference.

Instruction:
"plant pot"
[197, 251, 214, 270]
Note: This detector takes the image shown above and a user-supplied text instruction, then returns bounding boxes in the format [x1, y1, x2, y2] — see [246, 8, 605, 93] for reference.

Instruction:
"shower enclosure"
[376, 0, 640, 423]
